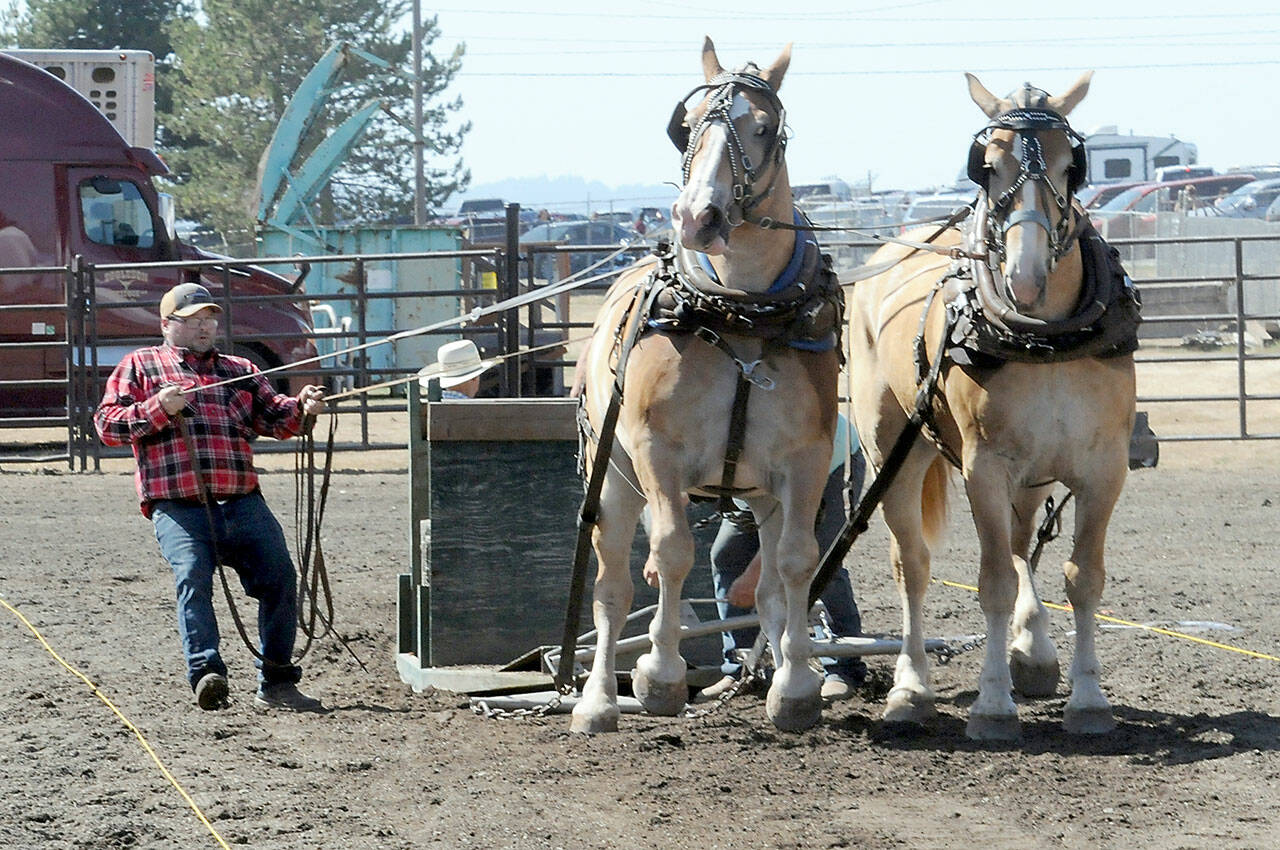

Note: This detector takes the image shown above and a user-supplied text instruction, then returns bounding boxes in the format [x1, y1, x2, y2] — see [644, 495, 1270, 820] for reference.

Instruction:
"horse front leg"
[965, 467, 1021, 741]
[630, 475, 694, 717]
[879, 459, 938, 726]
[571, 474, 644, 734]
[1008, 484, 1060, 697]
[1061, 484, 1123, 735]
[756, 482, 824, 732]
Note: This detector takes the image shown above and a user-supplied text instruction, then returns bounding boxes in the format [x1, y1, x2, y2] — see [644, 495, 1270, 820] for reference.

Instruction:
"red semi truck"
[0, 50, 317, 418]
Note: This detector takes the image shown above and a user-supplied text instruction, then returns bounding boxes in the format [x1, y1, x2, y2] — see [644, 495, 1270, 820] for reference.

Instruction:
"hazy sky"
[431, 0, 1280, 194]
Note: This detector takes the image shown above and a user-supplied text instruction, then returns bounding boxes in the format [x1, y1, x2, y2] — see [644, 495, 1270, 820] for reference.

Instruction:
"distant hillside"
[449, 175, 678, 217]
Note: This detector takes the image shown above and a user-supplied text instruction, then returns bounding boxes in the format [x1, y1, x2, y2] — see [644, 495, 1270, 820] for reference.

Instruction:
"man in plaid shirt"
[95, 283, 328, 712]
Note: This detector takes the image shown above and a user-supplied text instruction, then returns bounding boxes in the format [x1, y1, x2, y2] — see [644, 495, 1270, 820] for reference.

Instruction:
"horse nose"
[673, 197, 729, 253]
[1006, 268, 1047, 310]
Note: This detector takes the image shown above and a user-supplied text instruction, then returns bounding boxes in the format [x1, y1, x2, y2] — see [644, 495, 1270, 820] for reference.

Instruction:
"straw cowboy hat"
[422, 339, 493, 389]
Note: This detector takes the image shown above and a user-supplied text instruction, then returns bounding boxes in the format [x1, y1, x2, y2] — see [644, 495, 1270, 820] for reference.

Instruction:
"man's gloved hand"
[158, 384, 189, 416]
[297, 385, 327, 417]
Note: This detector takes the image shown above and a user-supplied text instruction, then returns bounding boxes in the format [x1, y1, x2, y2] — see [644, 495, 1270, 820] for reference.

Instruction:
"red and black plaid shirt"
[95, 344, 304, 516]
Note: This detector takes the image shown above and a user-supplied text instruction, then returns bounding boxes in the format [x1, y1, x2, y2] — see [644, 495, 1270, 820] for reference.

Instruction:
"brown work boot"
[194, 672, 229, 711]
[254, 682, 323, 712]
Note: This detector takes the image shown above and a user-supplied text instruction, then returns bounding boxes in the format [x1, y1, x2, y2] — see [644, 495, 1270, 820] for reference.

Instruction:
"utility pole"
[412, 0, 427, 224]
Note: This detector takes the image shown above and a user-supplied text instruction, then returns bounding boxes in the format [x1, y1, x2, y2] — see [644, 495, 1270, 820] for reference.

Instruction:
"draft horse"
[570, 38, 844, 733]
[848, 72, 1141, 740]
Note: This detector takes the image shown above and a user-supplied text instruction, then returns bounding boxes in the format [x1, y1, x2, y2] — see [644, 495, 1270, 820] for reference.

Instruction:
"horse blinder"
[967, 110, 1088, 196]
[667, 100, 690, 152]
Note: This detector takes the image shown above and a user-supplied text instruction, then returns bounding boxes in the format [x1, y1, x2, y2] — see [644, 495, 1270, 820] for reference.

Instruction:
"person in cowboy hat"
[418, 338, 494, 399]
[94, 282, 328, 713]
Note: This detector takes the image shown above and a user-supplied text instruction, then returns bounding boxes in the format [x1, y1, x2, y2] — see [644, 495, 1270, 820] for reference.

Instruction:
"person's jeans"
[152, 491, 302, 691]
[710, 450, 868, 682]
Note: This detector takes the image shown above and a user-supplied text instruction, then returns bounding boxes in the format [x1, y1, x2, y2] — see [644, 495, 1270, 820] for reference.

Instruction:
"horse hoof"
[965, 711, 1021, 742]
[1009, 651, 1060, 698]
[766, 688, 823, 732]
[631, 669, 687, 717]
[882, 688, 936, 726]
[1063, 705, 1116, 735]
[569, 703, 619, 734]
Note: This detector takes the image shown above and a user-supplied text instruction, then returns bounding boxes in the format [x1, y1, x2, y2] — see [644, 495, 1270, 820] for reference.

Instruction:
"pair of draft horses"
[572, 38, 1138, 741]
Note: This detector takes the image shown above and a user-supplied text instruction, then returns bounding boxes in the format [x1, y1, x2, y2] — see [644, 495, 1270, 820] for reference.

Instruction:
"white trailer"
[1084, 125, 1198, 186]
[2, 49, 155, 149]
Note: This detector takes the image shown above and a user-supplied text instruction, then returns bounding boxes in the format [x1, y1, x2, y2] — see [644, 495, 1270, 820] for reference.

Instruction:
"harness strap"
[715, 371, 754, 513]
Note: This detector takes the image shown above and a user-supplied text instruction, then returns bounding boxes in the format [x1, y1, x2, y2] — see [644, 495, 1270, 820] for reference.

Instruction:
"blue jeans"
[152, 492, 302, 691]
[710, 450, 868, 682]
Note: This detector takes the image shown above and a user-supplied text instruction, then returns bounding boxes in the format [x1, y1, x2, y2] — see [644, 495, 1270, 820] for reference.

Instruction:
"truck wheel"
[232, 345, 289, 394]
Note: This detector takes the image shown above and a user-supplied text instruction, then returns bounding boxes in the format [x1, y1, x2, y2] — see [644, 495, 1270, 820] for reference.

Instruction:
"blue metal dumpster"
[257, 225, 465, 379]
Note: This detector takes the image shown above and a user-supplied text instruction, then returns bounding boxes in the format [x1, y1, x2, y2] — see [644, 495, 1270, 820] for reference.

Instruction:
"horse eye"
[755, 126, 767, 136]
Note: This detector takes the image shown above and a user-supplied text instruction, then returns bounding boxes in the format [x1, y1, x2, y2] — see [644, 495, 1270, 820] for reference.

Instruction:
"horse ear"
[701, 36, 723, 82]
[966, 72, 1006, 118]
[1048, 70, 1093, 117]
[761, 42, 792, 91]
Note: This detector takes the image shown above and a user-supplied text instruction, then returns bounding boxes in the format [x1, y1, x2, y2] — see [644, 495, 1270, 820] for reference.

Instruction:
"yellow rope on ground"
[0, 595, 232, 850]
[936, 578, 1280, 662]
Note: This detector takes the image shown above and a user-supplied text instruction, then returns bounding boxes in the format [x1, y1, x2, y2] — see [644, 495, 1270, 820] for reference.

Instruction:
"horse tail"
[920, 455, 950, 550]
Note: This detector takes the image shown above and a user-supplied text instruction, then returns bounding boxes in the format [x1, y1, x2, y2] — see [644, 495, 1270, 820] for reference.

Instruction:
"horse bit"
[667, 69, 788, 227]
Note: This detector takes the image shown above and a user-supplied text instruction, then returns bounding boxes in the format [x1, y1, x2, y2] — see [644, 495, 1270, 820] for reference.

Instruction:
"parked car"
[1075, 181, 1142, 210]
[1153, 165, 1216, 182]
[899, 192, 972, 233]
[519, 220, 638, 280]
[1266, 194, 1280, 223]
[1214, 178, 1280, 219]
[793, 179, 853, 205]
[1089, 174, 1256, 237]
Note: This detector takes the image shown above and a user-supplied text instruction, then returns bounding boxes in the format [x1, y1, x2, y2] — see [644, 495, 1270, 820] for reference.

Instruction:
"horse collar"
[948, 222, 1142, 366]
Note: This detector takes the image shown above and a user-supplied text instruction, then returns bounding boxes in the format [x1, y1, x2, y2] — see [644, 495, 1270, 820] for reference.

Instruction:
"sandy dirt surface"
[2, 415, 1280, 848]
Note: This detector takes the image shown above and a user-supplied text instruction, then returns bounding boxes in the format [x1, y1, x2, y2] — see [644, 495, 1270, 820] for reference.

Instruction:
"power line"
[459, 30, 1280, 56]
[457, 58, 1280, 78]
[432, 6, 1280, 23]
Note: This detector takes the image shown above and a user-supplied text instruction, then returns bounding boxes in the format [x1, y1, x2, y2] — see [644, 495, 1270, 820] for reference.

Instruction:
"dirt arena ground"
[2, 407, 1280, 848]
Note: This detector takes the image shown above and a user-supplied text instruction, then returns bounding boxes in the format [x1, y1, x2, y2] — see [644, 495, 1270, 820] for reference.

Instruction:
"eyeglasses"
[168, 316, 219, 328]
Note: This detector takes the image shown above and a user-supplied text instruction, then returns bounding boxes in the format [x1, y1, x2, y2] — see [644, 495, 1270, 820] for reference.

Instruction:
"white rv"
[1083, 126, 1198, 186]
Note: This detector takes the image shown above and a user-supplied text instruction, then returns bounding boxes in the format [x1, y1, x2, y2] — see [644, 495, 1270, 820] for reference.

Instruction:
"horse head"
[966, 72, 1092, 316]
[669, 38, 792, 256]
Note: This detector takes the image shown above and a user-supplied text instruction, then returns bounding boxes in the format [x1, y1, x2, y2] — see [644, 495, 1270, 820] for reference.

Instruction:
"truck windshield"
[79, 177, 155, 249]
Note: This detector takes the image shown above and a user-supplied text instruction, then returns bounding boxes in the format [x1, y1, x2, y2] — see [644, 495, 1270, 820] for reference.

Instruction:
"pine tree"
[164, 0, 468, 246]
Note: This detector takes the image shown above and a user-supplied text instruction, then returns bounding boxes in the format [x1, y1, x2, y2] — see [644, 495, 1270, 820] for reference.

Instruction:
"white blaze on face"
[671, 92, 752, 254]
[1005, 133, 1050, 308]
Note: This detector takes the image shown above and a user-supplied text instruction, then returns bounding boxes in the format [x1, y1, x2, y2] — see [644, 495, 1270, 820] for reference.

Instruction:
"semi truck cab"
[0, 50, 317, 417]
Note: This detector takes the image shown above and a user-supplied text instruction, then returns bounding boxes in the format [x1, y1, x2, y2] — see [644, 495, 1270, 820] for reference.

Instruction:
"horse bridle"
[968, 107, 1087, 267]
[667, 69, 788, 227]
